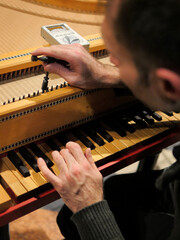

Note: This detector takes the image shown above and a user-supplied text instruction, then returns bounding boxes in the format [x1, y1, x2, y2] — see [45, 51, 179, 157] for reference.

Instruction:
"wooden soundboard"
[0, 0, 104, 54]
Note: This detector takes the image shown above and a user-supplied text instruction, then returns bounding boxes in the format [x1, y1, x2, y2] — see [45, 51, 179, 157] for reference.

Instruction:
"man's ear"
[156, 68, 180, 101]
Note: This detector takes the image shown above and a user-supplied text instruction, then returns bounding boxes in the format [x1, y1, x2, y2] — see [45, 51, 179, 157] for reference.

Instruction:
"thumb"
[38, 158, 61, 187]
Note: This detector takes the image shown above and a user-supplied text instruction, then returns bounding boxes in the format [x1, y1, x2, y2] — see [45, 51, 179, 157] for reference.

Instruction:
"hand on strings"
[37, 141, 103, 213]
[32, 44, 122, 89]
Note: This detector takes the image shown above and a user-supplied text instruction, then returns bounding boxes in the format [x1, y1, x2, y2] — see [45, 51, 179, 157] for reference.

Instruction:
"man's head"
[102, 0, 180, 111]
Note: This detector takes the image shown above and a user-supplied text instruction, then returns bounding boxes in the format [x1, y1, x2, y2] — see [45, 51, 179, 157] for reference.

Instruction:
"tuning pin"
[41, 72, 49, 92]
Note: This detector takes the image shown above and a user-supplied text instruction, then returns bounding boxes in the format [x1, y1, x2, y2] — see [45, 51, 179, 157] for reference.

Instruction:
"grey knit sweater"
[71, 200, 125, 240]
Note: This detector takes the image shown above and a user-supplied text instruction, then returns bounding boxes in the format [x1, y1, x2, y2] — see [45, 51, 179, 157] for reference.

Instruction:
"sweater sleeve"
[71, 200, 125, 240]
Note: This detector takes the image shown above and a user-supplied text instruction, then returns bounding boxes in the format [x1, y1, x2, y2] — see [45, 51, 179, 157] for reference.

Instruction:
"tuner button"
[63, 36, 80, 44]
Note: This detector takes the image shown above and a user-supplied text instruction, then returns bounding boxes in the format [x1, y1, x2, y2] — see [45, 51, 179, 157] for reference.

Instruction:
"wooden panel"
[0, 89, 135, 153]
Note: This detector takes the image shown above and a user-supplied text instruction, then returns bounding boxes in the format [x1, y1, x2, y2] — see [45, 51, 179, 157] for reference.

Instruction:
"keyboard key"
[80, 124, 105, 146]
[132, 115, 147, 128]
[19, 147, 39, 172]
[7, 151, 30, 177]
[72, 128, 95, 149]
[139, 110, 154, 125]
[147, 110, 162, 121]
[45, 138, 61, 151]
[90, 121, 113, 142]
[103, 117, 127, 137]
[114, 113, 135, 133]
[56, 132, 71, 146]
[163, 111, 174, 117]
[29, 143, 54, 168]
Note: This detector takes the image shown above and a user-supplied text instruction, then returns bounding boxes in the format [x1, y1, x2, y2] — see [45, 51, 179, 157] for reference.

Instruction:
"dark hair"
[113, 0, 180, 74]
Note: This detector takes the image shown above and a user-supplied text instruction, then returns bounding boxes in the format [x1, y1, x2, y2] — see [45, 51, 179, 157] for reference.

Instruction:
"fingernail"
[38, 158, 43, 164]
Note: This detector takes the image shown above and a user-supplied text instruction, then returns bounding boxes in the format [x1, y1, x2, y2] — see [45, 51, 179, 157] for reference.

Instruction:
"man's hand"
[38, 141, 103, 213]
[32, 44, 122, 89]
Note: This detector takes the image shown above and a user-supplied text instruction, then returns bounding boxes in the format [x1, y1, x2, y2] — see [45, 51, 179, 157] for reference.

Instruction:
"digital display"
[47, 25, 68, 31]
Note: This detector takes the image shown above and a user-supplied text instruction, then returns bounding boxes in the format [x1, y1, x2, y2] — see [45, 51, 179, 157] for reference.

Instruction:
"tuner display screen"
[47, 25, 68, 32]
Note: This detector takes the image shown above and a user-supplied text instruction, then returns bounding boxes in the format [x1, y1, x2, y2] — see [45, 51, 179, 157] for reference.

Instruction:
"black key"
[163, 111, 174, 117]
[72, 128, 95, 149]
[46, 138, 61, 151]
[143, 115, 154, 125]
[132, 115, 147, 127]
[80, 124, 105, 146]
[7, 151, 30, 177]
[123, 106, 148, 127]
[141, 106, 163, 121]
[19, 147, 39, 172]
[91, 121, 113, 142]
[103, 117, 127, 137]
[114, 113, 135, 133]
[147, 110, 162, 121]
[56, 132, 71, 146]
[121, 117, 136, 133]
[152, 112, 162, 121]
[29, 143, 53, 168]
[139, 110, 154, 125]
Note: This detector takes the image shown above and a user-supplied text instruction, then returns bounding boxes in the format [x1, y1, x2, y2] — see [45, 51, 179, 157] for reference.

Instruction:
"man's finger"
[84, 148, 96, 166]
[31, 45, 78, 63]
[37, 158, 61, 186]
[51, 150, 68, 173]
[66, 141, 86, 164]
[60, 148, 77, 169]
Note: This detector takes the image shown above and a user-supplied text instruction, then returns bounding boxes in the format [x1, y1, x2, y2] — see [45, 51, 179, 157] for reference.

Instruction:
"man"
[32, 0, 180, 239]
